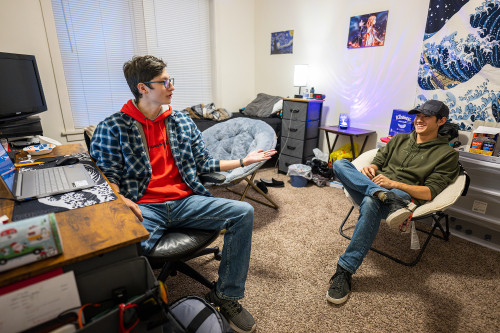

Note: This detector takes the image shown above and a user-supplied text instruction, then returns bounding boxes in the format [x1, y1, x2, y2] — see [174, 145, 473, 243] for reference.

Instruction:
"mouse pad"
[11, 153, 117, 221]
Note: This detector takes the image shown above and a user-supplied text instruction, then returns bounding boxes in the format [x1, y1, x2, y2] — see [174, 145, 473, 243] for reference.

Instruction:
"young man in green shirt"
[327, 100, 460, 304]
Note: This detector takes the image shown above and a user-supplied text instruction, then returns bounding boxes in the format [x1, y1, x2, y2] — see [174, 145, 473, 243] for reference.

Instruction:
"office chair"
[202, 117, 279, 209]
[84, 126, 225, 288]
[338, 148, 470, 266]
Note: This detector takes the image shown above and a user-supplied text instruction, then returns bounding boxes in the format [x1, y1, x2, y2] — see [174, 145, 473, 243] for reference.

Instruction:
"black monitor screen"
[0, 52, 47, 122]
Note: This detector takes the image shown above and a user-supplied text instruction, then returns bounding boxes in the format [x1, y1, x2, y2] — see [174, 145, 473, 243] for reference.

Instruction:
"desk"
[0, 143, 149, 288]
[319, 125, 376, 160]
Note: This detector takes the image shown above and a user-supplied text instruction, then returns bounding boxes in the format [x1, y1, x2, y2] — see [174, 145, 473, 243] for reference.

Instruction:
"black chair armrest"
[199, 173, 226, 184]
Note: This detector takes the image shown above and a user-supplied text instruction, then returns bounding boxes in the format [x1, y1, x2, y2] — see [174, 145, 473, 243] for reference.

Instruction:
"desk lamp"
[293, 64, 308, 97]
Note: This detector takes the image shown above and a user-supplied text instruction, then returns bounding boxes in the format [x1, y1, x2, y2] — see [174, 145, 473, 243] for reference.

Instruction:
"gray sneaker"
[379, 191, 417, 228]
[326, 265, 352, 304]
[205, 289, 256, 333]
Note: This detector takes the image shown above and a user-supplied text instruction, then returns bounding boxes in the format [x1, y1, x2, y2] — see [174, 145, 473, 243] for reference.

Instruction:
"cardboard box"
[468, 126, 500, 156]
[388, 109, 416, 137]
[0, 213, 63, 272]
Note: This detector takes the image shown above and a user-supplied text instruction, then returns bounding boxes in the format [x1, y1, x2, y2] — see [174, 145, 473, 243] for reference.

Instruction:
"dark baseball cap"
[409, 100, 449, 118]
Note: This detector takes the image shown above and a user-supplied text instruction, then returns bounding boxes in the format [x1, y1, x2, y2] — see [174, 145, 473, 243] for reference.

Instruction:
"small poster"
[271, 30, 294, 54]
[388, 110, 415, 137]
[347, 10, 389, 49]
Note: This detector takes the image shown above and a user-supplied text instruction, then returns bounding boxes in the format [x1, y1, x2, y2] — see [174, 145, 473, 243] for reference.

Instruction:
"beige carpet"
[162, 167, 500, 333]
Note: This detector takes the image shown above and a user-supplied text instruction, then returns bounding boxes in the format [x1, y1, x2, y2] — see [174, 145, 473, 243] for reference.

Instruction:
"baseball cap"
[409, 100, 449, 118]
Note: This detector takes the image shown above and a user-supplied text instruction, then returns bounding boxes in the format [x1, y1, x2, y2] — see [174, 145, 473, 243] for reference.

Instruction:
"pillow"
[272, 99, 283, 113]
[243, 93, 282, 118]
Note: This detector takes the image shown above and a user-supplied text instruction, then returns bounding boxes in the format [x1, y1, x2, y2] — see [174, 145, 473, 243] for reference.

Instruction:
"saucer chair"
[202, 117, 279, 209]
[338, 148, 470, 266]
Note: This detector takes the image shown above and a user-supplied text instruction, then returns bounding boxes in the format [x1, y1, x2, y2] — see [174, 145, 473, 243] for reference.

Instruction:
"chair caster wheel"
[214, 246, 222, 260]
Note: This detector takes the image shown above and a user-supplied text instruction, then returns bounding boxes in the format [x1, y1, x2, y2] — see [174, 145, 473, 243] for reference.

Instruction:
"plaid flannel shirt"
[90, 109, 219, 202]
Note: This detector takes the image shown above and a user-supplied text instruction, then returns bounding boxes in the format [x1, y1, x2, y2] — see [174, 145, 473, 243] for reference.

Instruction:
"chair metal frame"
[225, 171, 279, 209]
[339, 207, 451, 266]
[338, 148, 470, 266]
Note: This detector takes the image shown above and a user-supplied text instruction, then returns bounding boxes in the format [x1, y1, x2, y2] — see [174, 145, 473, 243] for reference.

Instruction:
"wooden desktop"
[0, 143, 149, 288]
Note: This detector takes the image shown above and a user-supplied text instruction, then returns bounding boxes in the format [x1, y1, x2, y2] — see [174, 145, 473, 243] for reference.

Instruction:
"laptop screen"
[0, 144, 15, 193]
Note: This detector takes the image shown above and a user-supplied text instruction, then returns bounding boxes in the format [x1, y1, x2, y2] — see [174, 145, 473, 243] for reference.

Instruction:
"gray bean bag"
[202, 117, 277, 184]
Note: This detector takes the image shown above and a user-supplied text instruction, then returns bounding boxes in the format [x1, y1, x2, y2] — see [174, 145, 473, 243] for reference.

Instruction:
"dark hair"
[123, 55, 166, 100]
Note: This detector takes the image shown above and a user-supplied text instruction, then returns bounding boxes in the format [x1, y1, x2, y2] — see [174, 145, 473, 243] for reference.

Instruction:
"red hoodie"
[121, 100, 192, 203]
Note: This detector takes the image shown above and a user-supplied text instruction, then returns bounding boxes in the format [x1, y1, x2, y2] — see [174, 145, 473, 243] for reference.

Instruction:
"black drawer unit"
[279, 98, 323, 173]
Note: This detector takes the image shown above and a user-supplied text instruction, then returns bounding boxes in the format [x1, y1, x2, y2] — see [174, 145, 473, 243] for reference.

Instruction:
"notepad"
[0, 271, 81, 332]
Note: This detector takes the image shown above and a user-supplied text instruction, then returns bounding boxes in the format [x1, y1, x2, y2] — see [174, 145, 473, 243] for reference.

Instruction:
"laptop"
[0, 144, 95, 201]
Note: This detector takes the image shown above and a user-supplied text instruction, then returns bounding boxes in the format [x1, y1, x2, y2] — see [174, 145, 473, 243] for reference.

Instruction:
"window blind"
[143, 0, 213, 111]
[51, 0, 212, 128]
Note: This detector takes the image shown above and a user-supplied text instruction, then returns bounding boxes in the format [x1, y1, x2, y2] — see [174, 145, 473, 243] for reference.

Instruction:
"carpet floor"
[161, 167, 500, 333]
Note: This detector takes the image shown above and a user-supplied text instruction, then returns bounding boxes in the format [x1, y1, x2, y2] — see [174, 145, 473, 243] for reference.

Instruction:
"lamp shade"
[293, 64, 308, 87]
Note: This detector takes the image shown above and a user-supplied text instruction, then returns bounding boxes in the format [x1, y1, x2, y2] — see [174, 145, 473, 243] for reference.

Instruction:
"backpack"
[164, 296, 234, 333]
[438, 122, 459, 142]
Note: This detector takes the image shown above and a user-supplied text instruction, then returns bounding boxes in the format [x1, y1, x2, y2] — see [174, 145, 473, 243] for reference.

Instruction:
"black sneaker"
[379, 191, 417, 228]
[326, 265, 352, 304]
[254, 180, 268, 194]
[205, 289, 256, 333]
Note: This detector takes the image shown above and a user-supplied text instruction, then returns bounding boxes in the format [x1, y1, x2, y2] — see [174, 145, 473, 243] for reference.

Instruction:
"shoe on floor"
[205, 289, 256, 333]
[379, 191, 417, 228]
[260, 178, 285, 187]
[254, 180, 268, 194]
[326, 264, 352, 305]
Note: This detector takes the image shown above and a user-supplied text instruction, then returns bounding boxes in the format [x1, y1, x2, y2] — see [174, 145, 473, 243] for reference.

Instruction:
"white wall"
[0, 0, 255, 145]
[0, 0, 70, 144]
[211, 0, 255, 112]
[0, 0, 430, 154]
[255, 0, 430, 152]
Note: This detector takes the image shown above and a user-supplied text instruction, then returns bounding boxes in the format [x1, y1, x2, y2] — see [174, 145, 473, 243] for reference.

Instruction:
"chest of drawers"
[278, 98, 323, 173]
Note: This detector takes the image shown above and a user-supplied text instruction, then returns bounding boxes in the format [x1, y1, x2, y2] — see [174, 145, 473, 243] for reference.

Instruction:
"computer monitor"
[0, 52, 47, 123]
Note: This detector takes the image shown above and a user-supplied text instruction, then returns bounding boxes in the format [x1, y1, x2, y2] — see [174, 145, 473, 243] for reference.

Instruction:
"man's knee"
[237, 201, 254, 218]
[333, 158, 350, 168]
[333, 158, 351, 177]
[359, 196, 382, 216]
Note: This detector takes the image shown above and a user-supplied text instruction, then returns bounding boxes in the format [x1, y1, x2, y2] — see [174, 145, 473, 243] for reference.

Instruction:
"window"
[51, 0, 212, 128]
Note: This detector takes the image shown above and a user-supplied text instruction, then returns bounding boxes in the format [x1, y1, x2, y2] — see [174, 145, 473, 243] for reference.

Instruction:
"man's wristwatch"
[239, 158, 245, 167]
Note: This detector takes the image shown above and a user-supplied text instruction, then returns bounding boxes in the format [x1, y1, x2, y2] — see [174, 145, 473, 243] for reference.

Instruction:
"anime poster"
[415, 0, 500, 130]
[347, 11, 389, 49]
[271, 30, 294, 54]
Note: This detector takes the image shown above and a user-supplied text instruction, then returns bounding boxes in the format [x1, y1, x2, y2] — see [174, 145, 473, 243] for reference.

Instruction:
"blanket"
[183, 103, 232, 122]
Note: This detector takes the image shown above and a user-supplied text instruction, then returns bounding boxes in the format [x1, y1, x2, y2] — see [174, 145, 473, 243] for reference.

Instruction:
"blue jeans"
[333, 159, 411, 274]
[138, 195, 254, 300]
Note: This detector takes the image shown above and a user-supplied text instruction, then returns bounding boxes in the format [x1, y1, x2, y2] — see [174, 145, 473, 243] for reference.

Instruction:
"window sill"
[61, 129, 84, 142]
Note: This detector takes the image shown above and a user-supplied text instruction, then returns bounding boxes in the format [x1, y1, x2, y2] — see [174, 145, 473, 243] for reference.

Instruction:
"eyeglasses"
[142, 78, 174, 89]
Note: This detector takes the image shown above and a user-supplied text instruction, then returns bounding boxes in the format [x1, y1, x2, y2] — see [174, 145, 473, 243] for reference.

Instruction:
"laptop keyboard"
[35, 167, 71, 195]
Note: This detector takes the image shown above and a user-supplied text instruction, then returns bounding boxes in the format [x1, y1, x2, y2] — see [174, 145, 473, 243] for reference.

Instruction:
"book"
[0, 213, 63, 272]
[328, 180, 344, 189]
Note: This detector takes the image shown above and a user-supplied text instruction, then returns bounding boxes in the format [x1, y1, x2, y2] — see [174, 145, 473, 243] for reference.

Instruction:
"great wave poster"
[415, 0, 500, 130]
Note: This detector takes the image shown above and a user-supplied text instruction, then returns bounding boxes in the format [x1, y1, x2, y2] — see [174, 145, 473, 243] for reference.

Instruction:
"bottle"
[303, 88, 309, 99]
[310, 87, 315, 99]
[482, 136, 496, 153]
[470, 136, 484, 150]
